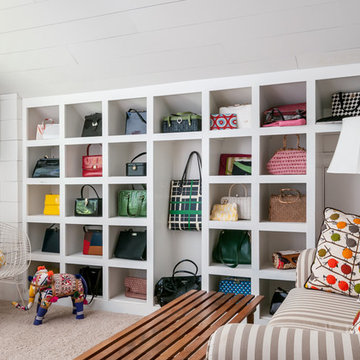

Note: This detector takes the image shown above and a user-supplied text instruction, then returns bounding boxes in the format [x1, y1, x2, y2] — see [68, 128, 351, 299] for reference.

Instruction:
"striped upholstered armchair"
[207, 249, 360, 360]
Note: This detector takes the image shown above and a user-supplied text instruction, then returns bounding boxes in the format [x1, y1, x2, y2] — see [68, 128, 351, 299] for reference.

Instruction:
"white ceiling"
[0, 0, 359, 98]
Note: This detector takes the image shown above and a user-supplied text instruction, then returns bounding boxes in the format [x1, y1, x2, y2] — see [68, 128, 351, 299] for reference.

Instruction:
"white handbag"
[219, 104, 251, 128]
[36, 118, 60, 140]
[221, 184, 251, 220]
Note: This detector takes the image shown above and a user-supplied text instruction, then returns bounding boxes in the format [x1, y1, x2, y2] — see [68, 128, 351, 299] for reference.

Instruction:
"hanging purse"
[74, 185, 102, 217]
[210, 114, 237, 130]
[154, 259, 201, 307]
[219, 104, 251, 128]
[162, 112, 201, 133]
[218, 277, 251, 295]
[126, 152, 146, 176]
[263, 103, 306, 127]
[125, 109, 147, 135]
[125, 277, 147, 300]
[220, 184, 251, 220]
[41, 224, 60, 253]
[168, 151, 202, 231]
[83, 226, 103, 256]
[81, 113, 102, 137]
[118, 186, 146, 217]
[43, 194, 60, 216]
[114, 229, 147, 260]
[267, 135, 306, 175]
[32, 156, 59, 178]
[210, 203, 238, 221]
[212, 229, 251, 267]
[36, 118, 60, 140]
[269, 188, 306, 222]
[269, 287, 288, 315]
[82, 144, 102, 177]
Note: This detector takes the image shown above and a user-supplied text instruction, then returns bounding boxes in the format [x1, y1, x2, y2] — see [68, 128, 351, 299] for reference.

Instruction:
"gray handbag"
[125, 109, 147, 135]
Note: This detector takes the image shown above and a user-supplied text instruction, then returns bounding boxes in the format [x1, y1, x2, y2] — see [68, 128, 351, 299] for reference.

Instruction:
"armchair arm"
[206, 324, 360, 360]
[295, 248, 316, 288]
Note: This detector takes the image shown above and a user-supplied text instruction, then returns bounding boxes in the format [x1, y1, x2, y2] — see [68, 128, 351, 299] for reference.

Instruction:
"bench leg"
[247, 312, 254, 324]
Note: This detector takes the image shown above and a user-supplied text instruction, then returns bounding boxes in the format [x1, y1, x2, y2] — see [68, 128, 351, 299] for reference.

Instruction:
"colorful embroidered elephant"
[12, 266, 88, 325]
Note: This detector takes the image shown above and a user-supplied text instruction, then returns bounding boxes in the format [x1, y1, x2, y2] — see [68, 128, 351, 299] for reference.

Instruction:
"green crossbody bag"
[212, 229, 251, 267]
[118, 187, 147, 217]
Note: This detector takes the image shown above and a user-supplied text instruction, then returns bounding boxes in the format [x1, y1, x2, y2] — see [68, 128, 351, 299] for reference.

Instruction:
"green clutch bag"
[118, 189, 146, 217]
[212, 230, 251, 267]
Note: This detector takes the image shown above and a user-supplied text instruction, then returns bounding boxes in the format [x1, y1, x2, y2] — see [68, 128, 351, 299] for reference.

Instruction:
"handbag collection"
[263, 102, 306, 127]
[168, 151, 202, 231]
[82, 144, 102, 177]
[74, 184, 102, 217]
[267, 135, 306, 175]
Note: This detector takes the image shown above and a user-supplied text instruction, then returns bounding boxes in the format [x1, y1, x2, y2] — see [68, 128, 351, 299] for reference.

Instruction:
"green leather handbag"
[212, 230, 251, 267]
[74, 185, 102, 217]
[118, 188, 146, 217]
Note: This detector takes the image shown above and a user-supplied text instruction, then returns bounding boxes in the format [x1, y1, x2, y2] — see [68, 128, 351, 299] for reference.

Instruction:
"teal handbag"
[118, 188, 146, 217]
[212, 230, 251, 267]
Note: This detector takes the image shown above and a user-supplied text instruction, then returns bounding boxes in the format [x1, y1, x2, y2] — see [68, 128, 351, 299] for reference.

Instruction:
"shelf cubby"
[29, 261, 60, 276]
[27, 222, 60, 254]
[27, 105, 59, 141]
[27, 184, 60, 216]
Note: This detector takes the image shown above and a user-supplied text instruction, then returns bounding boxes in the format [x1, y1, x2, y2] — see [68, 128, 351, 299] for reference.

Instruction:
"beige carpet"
[0, 300, 142, 359]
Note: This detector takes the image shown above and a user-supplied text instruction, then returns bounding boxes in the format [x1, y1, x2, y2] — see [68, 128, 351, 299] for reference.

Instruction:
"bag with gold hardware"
[210, 202, 238, 221]
[43, 194, 60, 216]
[126, 152, 146, 176]
[82, 144, 102, 177]
[74, 185, 102, 217]
[220, 184, 251, 220]
[269, 188, 306, 222]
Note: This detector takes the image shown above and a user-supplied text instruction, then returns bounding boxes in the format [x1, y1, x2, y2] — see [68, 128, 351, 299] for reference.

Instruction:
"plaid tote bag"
[168, 151, 202, 231]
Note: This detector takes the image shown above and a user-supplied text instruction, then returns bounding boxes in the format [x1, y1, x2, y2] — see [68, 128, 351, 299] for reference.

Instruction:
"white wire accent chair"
[0, 223, 31, 304]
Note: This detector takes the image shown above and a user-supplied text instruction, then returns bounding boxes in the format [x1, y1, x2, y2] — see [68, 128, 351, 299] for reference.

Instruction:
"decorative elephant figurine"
[12, 266, 88, 325]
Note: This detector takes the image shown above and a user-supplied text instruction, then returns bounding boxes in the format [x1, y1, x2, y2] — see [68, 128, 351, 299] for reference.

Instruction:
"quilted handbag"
[125, 109, 147, 135]
[210, 203, 238, 221]
[212, 229, 251, 267]
[41, 224, 60, 253]
[269, 188, 306, 222]
[74, 185, 102, 216]
[162, 112, 201, 133]
[267, 135, 306, 175]
[36, 118, 60, 140]
[114, 229, 146, 260]
[210, 114, 237, 130]
[126, 152, 146, 176]
[220, 184, 251, 220]
[82, 144, 102, 177]
[218, 153, 251, 175]
[83, 226, 102, 256]
[32, 156, 59, 178]
[154, 259, 201, 307]
[43, 194, 60, 215]
[168, 151, 202, 231]
[218, 277, 251, 295]
[219, 104, 251, 128]
[263, 102, 306, 127]
[332, 92, 360, 117]
[81, 113, 102, 137]
[124, 277, 147, 300]
[118, 186, 146, 217]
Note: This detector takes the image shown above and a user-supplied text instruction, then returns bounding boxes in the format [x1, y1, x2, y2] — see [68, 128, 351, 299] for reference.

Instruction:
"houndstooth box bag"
[332, 92, 360, 117]
[168, 151, 202, 231]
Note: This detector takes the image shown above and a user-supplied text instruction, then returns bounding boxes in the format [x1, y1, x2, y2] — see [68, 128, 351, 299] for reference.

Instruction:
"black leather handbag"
[32, 157, 59, 178]
[74, 185, 102, 216]
[114, 229, 146, 260]
[162, 112, 201, 133]
[41, 224, 60, 253]
[79, 266, 102, 302]
[126, 152, 146, 176]
[154, 259, 201, 306]
[81, 113, 102, 137]
[269, 287, 288, 315]
[125, 109, 147, 135]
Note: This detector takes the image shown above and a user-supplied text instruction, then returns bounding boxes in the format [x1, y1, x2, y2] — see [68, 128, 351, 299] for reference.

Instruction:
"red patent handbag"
[82, 144, 102, 177]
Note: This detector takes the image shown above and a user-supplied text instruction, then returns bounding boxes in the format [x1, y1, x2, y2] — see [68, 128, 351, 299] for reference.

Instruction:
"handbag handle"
[42, 118, 55, 127]
[282, 135, 304, 151]
[228, 184, 248, 197]
[128, 109, 146, 124]
[278, 188, 301, 204]
[181, 151, 202, 184]
[339, 92, 360, 112]
[130, 152, 146, 163]
[86, 144, 102, 156]
[171, 259, 198, 278]
[125, 193, 145, 217]
[48, 223, 59, 230]
[83, 225, 102, 233]
[80, 184, 100, 199]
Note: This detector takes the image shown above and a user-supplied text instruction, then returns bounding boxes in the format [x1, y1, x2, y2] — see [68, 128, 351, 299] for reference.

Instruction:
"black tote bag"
[41, 224, 60, 253]
[114, 229, 146, 260]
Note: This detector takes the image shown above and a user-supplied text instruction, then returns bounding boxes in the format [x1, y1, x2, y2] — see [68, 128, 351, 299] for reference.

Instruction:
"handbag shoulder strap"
[81, 184, 100, 199]
[228, 184, 248, 197]
[86, 144, 102, 156]
[130, 152, 147, 163]
[181, 151, 202, 183]
[128, 109, 146, 124]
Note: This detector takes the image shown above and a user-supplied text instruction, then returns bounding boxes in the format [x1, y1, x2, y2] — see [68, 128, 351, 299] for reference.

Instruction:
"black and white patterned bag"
[332, 92, 360, 117]
[168, 151, 202, 231]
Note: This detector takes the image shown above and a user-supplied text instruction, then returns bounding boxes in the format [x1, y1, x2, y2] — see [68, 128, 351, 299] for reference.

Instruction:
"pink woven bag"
[267, 135, 306, 175]
[124, 276, 146, 300]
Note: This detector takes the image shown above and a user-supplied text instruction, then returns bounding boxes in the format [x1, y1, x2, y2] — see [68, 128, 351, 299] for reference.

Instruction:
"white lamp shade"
[328, 116, 360, 173]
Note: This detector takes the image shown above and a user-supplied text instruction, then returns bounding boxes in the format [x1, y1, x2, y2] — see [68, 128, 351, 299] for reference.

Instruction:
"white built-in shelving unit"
[22, 63, 360, 321]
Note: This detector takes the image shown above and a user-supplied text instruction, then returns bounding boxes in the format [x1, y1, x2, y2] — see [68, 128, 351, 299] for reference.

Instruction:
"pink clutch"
[263, 102, 306, 127]
[124, 276, 146, 300]
[263, 118, 306, 127]
[267, 135, 306, 175]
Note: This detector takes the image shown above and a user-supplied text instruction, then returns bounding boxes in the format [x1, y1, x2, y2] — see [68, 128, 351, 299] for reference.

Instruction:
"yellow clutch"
[210, 203, 238, 221]
[43, 194, 60, 215]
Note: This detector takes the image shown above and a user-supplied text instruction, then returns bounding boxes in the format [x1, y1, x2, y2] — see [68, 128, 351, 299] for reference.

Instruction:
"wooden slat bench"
[75, 290, 264, 360]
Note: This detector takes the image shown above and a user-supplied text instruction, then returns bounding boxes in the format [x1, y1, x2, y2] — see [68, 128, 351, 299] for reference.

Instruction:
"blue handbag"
[125, 109, 146, 135]
[218, 277, 251, 295]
